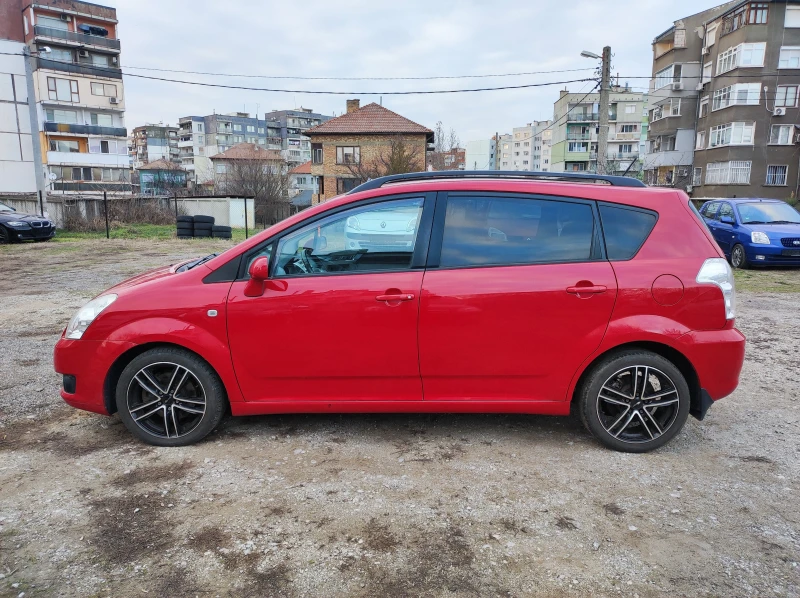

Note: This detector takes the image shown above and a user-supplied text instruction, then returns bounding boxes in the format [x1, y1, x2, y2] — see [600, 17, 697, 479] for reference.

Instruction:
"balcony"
[611, 132, 640, 141]
[609, 152, 639, 161]
[567, 112, 599, 122]
[34, 25, 121, 51]
[566, 133, 591, 140]
[47, 151, 130, 167]
[37, 57, 122, 80]
[44, 122, 126, 137]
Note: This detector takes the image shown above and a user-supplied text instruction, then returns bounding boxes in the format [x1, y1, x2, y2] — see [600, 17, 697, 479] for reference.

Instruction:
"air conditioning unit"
[695, 83, 705, 91]
[774, 107, 786, 116]
[111, 56, 118, 64]
[78, 50, 89, 58]
[109, 97, 119, 104]
[671, 82, 683, 91]
[701, 47, 709, 55]
[59, 14, 71, 21]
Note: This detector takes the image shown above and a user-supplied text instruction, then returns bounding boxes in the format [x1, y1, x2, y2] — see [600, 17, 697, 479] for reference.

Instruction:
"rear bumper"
[677, 326, 746, 402]
[53, 336, 135, 415]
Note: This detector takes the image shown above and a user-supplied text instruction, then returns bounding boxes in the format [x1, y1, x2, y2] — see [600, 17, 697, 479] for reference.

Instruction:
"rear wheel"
[578, 350, 690, 453]
[116, 347, 227, 446]
[730, 243, 750, 269]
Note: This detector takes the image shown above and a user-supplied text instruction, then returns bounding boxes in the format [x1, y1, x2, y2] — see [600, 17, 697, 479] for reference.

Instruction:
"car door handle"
[566, 285, 607, 295]
[376, 293, 415, 302]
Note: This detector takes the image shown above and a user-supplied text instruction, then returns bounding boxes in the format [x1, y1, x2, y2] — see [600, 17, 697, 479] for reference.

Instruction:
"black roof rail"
[348, 170, 647, 194]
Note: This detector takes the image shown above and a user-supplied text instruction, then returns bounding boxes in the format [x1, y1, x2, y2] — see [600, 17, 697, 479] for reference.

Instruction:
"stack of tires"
[193, 215, 214, 238]
[176, 215, 193, 239]
[212, 225, 232, 240]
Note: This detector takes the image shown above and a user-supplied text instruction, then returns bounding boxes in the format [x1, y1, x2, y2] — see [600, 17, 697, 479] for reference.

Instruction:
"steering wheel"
[300, 247, 322, 273]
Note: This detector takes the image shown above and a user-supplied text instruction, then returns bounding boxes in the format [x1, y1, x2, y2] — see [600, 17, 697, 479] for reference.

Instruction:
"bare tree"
[343, 135, 425, 184]
[214, 157, 290, 224]
[428, 121, 461, 171]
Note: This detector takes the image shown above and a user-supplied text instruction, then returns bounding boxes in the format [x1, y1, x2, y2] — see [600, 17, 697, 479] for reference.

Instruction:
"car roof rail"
[348, 170, 647, 194]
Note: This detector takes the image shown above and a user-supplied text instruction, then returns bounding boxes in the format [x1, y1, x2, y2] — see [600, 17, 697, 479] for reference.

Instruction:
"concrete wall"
[0, 39, 36, 193]
[465, 139, 494, 170]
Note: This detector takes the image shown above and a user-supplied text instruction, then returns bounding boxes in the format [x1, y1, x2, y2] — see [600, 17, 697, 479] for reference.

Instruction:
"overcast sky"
[112, 0, 708, 143]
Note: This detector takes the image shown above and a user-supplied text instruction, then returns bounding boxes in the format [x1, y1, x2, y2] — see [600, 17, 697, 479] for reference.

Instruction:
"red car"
[54, 172, 745, 452]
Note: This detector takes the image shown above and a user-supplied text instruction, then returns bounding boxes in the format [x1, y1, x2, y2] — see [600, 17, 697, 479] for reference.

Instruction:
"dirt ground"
[0, 239, 798, 598]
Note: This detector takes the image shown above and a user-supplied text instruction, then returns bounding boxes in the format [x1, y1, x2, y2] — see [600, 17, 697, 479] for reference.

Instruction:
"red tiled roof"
[212, 143, 284, 161]
[288, 161, 312, 174]
[137, 158, 184, 171]
[304, 103, 433, 136]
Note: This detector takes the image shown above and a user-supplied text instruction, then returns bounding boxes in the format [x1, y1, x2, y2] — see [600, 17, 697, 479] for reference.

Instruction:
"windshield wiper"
[744, 220, 766, 224]
[766, 220, 799, 225]
[185, 254, 218, 270]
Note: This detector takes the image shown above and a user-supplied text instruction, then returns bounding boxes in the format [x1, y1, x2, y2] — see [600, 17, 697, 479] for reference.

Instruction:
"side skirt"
[230, 400, 571, 417]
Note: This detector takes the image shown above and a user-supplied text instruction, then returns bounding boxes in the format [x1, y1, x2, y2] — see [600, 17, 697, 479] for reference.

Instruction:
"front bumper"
[745, 244, 800, 267]
[677, 326, 746, 403]
[53, 336, 135, 415]
[8, 226, 56, 241]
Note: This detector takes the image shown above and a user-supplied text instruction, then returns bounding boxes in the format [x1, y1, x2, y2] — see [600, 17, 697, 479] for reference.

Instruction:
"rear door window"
[598, 204, 658, 260]
[703, 202, 720, 220]
[439, 195, 595, 267]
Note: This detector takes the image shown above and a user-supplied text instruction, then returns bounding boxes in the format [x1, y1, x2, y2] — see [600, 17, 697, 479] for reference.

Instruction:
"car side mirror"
[244, 256, 270, 297]
[720, 215, 735, 225]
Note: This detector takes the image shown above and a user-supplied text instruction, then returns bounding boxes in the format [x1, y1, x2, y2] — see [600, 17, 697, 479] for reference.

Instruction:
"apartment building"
[305, 99, 433, 203]
[495, 133, 513, 169]
[494, 121, 553, 171]
[550, 88, 646, 175]
[692, 0, 800, 198]
[464, 138, 496, 170]
[0, 0, 37, 194]
[264, 107, 332, 168]
[22, 0, 130, 193]
[644, 3, 737, 187]
[130, 123, 178, 169]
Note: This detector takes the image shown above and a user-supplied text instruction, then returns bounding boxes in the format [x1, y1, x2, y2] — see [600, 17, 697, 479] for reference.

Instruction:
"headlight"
[696, 258, 735, 320]
[65, 294, 117, 339]
[751, 231, 770, 245]
[6, 221, 28, 227]
[346, 216, 361, 231]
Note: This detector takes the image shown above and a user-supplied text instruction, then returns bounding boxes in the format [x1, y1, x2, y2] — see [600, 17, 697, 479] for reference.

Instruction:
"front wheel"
[116, 347, 227, 446]
[730, 244, 750, 269]
[578, 350, 690, 453]
[0, 226, 13, 244]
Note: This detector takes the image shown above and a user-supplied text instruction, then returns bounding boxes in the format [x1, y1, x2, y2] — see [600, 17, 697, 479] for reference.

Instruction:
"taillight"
[696, 258, 735, 320]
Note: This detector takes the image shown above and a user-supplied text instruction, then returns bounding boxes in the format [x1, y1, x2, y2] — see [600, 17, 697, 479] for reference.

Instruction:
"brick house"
[304, 100, 434, 203]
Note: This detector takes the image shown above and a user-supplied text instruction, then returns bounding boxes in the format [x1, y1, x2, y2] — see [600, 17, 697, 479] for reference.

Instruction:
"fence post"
[174, 195, 178, 223]
[244, 197, 249, 239]
[103, 191, 109, 239]
[38, 190, 44, 217]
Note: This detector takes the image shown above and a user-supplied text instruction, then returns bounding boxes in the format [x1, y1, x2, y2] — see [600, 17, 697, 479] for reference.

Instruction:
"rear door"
[418, 192, 617, 403]
[714, 202, 736, 254]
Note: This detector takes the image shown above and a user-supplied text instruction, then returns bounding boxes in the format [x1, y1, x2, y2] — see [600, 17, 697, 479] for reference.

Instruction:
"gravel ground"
[0, 239, 798, 598]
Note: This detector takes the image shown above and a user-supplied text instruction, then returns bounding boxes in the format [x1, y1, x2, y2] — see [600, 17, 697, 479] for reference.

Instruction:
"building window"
[568, 142, 588, 153]
[775, 85, 799, 107]
[620, 124, 637, 133]
[766, 165, 788, 185]
[786, 5, 800, 27]
[524, 141, 529, 146]
[89, 139, 126, 155]
[312, 144, 323, 164]
[693, 167, 702, 186]
[769, 124, 794, 145]
[705, 161, 752, 184]
[233, 124, 242, 131]
[625, 104, 636, 114]
[37, 14, 70, 30]
[45, 109, 77, 123]
[234, 135, 243, 143]
[695, 131, 706, 150]
[712, 83, 760, 110]
[654, 64, 681, 89]
[523, 151, 529, 155]
[247, 136, 257, 143]
[514, 142, 520, 147]
[701, 62, 712, 85]
[196, 123, 204, 132]
[47, 77, 79, 102]
[336, 146, 360, 164]
[749, 3, 768, 24]
[215, 163, 226, 174]
[90, 82, 117, 97]
[90, 113, 113, 126]
[258, 127, 265, 134]
[778, 46, 800, 69]
[722, 4, 748, 34]
[196, 135, 204, 145]
[72, 167, 93, 181]
[336, 178, 359, 193]
[49, 139, 79, 152]
[710, 122, 755, 147]
[717, 43, 765, 74]
[246, 125, 255, 133]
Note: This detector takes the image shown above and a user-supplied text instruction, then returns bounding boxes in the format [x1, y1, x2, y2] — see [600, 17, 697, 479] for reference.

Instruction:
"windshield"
[738, 202, 800, 225]
[0, 202, 13, 212]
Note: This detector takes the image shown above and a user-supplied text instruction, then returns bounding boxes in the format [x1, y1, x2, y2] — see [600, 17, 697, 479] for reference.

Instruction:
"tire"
[730, 243, 750, 269]
[176, 215, 194, 224]
[177, 222, 193, 230]
[577, 350, 690, 453]
[193, 222, 213, 231]
[213, 232, 232, 240]
[0, 226, 14, 244]
[211, 225, 231, 233]
[193, 229, 212, 238]
[193, 215, 215, 225]
[115, 347, 227, 447]
[177, 234, 193, 240]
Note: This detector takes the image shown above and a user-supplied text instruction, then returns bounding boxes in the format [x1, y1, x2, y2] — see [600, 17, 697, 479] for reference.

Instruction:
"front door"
[227, 195, 430, 403]
[714, 202, 736, 254]
[419, 193, 617, 403]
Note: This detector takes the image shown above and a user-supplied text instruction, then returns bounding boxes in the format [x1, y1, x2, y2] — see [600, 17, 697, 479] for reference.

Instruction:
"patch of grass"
[733, 268, 800, 293]
[53, 223, 265, 243]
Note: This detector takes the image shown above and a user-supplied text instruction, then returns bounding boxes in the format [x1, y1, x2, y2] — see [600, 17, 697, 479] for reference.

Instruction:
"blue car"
[699, 198, 800, 268]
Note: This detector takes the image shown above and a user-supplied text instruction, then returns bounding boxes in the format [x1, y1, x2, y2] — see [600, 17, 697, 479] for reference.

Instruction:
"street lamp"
[580, 47, 611, 174]
[580, 50, 601, 60]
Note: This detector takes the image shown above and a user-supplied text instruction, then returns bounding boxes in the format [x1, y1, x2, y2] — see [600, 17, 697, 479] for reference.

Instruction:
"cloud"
[110, 0, 705, 142]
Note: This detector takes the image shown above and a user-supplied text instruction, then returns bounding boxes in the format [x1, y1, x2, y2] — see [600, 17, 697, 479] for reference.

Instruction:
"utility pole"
[494, 131, 499, 170]
[597, 45, 612, 175]
[23, 47, 48, 211]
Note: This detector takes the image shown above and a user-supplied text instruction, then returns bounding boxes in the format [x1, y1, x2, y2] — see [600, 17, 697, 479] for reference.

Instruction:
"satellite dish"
[48, 173, 58, 181]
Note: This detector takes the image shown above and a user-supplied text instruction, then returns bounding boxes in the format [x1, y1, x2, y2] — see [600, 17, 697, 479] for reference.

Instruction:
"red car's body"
[54, 173, 745, 450]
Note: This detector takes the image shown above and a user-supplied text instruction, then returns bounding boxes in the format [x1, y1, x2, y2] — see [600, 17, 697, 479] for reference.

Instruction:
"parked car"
[0, 201, 56, 243]
[699, 198, 800, 269]
[53, 172, 745, 453]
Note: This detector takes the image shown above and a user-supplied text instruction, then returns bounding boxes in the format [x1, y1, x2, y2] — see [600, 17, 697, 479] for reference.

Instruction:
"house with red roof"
[304, 100, 433, 203]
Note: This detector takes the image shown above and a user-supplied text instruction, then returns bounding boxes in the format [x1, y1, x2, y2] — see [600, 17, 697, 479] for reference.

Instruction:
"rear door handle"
[566, 285, 607, 295]
[376, 293, 415, 302]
